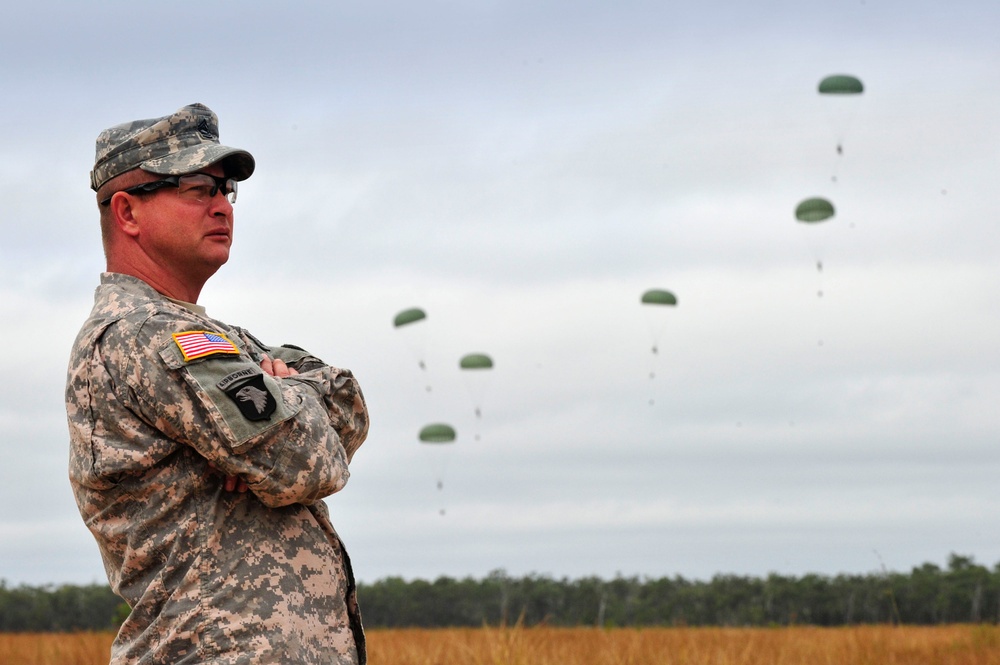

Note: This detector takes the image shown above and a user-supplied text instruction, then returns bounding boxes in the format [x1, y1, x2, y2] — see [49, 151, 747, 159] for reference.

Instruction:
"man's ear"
[109, 193, 141, 238]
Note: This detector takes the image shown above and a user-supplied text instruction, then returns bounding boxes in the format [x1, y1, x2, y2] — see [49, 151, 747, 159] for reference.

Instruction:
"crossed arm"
[209, 354, 298, 493]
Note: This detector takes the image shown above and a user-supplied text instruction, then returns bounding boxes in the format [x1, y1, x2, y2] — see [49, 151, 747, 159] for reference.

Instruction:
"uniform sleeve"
[114, 315, 369, 508]
[263, 343, 328, 374]
[227, 326, 328, 374]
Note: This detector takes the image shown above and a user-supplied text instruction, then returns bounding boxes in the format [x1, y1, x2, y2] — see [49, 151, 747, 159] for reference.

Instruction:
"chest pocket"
[158, 332, 300, 453]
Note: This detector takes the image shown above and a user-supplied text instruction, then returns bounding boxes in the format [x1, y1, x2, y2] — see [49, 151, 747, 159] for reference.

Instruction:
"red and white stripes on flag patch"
[172, 330, 240, 362]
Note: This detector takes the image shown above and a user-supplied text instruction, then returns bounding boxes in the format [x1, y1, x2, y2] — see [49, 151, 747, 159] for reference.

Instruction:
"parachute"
[419, 423, 457, 512]
[419, 423, 456, 443]
[795, 198, 837, 302]
[394, 307, 431, 389]
[640, 288, 677, 406]
[459, 353, 493, 370]
[459, 353, 494, 439]
[394, 307, 426, 328]
[641, 289, 677, 306]
[795, 197, 835, 223]
[817, 74, 864, 168]
[818, 74, 864, 95]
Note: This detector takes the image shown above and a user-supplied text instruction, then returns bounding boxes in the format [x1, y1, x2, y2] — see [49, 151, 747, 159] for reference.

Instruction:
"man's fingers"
[271, 358, 296, 378]
[208, 462, 247, 493]
[260, 354, 300, 378]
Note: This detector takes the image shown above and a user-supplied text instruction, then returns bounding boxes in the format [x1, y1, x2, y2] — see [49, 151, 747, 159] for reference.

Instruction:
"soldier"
[66, 103, 370, 664]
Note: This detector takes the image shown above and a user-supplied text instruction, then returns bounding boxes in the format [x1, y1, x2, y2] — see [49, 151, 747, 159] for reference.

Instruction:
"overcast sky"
[2, 0, 999, 588]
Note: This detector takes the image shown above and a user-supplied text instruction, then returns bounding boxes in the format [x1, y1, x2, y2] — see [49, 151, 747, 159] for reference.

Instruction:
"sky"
[2, 0, 999, 588]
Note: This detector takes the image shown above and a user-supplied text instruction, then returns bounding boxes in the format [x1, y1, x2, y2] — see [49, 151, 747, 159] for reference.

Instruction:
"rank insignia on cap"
[172, 330, 241, 362]
[219, 372, 277, 421]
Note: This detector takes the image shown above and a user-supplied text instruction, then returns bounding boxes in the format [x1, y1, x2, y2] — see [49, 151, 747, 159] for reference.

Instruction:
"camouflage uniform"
[66, 272, 369, 664]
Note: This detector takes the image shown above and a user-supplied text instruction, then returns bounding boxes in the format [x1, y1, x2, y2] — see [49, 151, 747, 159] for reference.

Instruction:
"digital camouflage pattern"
[66, 273, 369, 665]
[90, 103, 255, 191]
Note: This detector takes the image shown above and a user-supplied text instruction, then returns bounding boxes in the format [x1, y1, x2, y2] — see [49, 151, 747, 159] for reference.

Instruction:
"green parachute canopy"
[641, 289, 677, 306]
[394, 307, 426, 328]
[419, 423, 456, 444]
[818, 75, 864, 95]
[795, 197, 836, 223]
[459, 353, 493, 370]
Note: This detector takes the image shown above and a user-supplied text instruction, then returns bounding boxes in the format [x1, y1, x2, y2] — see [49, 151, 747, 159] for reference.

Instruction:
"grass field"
[2, 624, 999, 664]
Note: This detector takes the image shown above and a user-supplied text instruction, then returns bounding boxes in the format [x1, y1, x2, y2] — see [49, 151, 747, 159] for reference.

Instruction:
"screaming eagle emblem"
[218, 370, 277, 421]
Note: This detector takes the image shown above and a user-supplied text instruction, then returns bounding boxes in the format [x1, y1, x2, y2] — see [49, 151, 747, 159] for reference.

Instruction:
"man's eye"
[179, 184, 213, 199]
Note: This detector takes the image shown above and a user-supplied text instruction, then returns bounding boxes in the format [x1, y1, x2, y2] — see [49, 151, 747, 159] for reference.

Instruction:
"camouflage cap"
[90, 103, 255, 191]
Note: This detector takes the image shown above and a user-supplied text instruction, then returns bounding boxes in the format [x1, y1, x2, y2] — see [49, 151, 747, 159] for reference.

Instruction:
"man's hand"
[207, 462, 248, 493]
[260, 354, 299, 378]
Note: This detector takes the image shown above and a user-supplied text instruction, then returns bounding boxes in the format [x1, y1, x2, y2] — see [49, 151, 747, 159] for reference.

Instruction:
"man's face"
[130, 164, 235, 282]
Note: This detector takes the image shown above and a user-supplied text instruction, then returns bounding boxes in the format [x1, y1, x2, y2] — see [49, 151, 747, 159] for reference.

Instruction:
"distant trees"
[2, 554, 998, 631]
[359, 554, 1000, 628]
[0, 581, 123, 632]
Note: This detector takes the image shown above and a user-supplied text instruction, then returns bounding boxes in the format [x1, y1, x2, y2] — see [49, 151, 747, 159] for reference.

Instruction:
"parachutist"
[836, 143, 843, 155]
[816, 261, 822, 272]
[460, 353, 493, 429]
[418, 360, 426, 370]
[651, 345, 658, 355]
[437, 480, 443, 490]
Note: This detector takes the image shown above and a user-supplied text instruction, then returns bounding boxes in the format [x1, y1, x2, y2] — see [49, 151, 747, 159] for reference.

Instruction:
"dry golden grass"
[0, 631, 114, 665]
[369, 625, 1000, 665]
[2, 625, 1000, 665]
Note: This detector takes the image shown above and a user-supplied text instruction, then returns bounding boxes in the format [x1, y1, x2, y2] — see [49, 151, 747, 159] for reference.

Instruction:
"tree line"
[2, 554, 997, 632]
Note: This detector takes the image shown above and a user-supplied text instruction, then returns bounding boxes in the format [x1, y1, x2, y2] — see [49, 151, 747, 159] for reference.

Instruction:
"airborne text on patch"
[217, 367, 260, 392]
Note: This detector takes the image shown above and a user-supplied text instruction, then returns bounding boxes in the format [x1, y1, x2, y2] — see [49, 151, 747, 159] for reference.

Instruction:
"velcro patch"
[218, 372, 277, 421]
[172, 330, 241, 362]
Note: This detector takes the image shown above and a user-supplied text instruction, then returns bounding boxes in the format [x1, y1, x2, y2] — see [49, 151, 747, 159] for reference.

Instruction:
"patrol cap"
[90, 103, 255, 192]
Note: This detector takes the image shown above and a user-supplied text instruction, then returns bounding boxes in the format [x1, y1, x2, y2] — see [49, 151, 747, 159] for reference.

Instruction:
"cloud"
[2, 0, 1000, 586]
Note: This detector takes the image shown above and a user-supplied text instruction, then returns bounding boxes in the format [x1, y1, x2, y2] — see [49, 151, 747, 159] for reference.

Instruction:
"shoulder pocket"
[159, 337, 300, 453]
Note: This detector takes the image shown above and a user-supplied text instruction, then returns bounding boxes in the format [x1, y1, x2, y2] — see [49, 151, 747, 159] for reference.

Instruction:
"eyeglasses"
[99, 173, 238, 206]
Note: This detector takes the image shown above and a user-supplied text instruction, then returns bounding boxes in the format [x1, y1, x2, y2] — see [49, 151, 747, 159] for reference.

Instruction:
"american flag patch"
[172, 330, 240, 362]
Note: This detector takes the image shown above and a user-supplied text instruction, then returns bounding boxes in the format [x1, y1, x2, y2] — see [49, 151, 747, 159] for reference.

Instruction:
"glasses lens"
[176, 175, 215, 202]
[175, 174, 238, 204]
